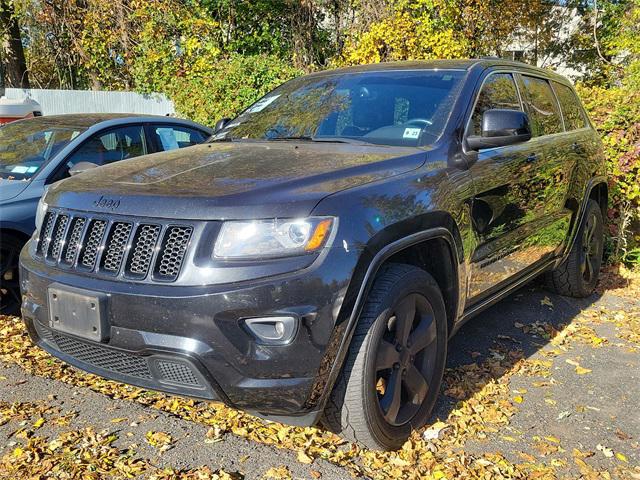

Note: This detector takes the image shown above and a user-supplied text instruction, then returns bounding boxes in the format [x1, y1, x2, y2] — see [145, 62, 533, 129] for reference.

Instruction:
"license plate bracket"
[48, 283, 108, 341]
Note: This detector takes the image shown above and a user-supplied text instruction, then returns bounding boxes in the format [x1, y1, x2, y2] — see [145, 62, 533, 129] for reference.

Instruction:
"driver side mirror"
[214, 118, 231, 133]
[69, 161, 99, 176]
[466, 109, 532, 151]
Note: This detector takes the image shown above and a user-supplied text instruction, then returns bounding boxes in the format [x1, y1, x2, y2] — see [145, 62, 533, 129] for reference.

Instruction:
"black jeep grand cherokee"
[20, 59, 606, 450]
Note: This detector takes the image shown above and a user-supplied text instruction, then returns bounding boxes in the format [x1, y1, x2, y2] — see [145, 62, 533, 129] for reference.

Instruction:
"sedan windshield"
[215, 69, 466, 147]
[0, 120, 86, 180]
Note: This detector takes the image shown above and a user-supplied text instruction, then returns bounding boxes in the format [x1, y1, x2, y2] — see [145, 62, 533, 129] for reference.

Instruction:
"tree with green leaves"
[1, 0, 29, 88]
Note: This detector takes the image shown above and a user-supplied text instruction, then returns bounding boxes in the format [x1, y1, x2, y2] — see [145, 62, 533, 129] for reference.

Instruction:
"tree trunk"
[0, 0, 30, 88]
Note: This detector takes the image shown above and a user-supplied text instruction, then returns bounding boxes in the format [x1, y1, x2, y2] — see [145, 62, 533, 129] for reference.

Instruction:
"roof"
[305, 58, 569, 82]
[8, 113, 211, 131]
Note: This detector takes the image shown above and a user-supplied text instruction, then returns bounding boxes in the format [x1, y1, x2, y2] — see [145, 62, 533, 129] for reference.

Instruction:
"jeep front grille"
[100, 222, 133, 273]
[80, 219, 108, 269]
[155, 226, 193, 281]
[37, 210, 193, 282]
[125, 224, 161, 278]
[61, 217, 86, 265]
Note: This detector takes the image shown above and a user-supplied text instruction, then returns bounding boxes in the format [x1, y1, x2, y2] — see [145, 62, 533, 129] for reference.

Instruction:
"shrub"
[166, 54, 301, 127]
[577, 83, 640, 264]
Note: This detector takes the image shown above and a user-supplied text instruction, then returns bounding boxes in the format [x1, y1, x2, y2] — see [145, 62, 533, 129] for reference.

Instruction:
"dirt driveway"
[1, 266, 639, 479]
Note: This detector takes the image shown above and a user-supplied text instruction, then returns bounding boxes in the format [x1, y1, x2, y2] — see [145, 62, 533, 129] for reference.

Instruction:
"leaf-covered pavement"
[1, 265, 639, 479]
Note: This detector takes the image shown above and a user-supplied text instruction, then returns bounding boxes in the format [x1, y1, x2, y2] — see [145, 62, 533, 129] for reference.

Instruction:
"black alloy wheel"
[375, 293, 437, 426]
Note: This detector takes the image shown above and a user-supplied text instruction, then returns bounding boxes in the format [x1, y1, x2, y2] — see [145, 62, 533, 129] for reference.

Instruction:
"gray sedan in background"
[0, 114, 213, 314]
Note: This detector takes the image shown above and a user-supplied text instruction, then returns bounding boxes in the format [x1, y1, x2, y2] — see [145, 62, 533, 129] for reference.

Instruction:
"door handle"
[526, 153, 538, 163]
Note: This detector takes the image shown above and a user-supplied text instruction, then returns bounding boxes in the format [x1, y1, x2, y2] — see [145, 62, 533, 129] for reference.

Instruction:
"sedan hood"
[46, 141, 426, 219]
[0, 178, 30, 202]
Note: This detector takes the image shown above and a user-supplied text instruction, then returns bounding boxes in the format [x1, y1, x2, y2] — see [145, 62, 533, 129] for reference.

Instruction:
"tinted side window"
[552, 82, 588, 131]
[520, 75, 563, 136]
[470, 73, 521, 136]
[67, 125, 147, 168]
[151, 125, 207, 152]
[53, 125, 147, 181]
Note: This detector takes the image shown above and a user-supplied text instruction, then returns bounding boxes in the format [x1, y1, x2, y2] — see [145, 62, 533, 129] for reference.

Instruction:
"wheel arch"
[588, 180, 608, 219]
[0, 227, 31, 246]
[561, 177, 608, 263]
[316, 215, 466, 419]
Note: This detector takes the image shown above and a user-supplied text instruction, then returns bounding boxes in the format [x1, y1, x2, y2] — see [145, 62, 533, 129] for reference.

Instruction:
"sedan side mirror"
[214, 118, 231, 133]
[466, 109, 532, 151]
[69, 161, 99, 176]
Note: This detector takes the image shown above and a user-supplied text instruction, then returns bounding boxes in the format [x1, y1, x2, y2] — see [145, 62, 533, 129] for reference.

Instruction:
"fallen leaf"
[541, 296, 554, 307]
[297, 450, 314, 464]
[596, 443, 614, 458]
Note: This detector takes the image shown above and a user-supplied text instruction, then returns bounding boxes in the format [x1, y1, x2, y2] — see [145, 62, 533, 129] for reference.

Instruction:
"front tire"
[545, 199, 604, 298]
[323, 264, 448, 450]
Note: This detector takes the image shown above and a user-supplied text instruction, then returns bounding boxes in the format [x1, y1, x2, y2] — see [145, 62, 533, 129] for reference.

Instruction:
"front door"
[465, 71, 559, 303]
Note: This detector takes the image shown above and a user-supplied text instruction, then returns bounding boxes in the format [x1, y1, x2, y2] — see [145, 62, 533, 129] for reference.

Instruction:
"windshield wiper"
[266, 135, 376, 146]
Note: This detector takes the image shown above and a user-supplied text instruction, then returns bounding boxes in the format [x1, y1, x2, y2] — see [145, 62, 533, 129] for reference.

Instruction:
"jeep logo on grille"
[93, 195, 121, 210]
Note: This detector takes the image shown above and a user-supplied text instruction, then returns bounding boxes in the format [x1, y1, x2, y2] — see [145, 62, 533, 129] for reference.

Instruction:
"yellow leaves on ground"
[565, 359, 592, 375]
[2, 300, 639, 480]
[296, 449, 314, 464]
[146, 430, 173, 453]
[263, 465, 291, 479]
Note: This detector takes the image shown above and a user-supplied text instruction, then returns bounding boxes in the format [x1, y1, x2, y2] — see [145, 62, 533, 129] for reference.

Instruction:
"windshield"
[0, 120, 86, 180]
[215, 69, 466, 147]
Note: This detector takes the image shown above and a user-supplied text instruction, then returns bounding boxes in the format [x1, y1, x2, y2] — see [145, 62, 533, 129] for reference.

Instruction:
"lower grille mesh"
[156, 360, 200, 386]
[52, 333, 152, 379]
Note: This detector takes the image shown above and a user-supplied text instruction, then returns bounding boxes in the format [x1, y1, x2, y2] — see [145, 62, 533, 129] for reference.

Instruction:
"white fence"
[4, 88, 175, 116]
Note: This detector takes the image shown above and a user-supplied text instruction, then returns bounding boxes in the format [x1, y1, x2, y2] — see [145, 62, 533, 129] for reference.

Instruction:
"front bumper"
[20, 241, 359, 425]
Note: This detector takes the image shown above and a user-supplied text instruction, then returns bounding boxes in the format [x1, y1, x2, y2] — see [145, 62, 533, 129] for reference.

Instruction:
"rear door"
[516, 74, 574, 259]
[465, 71, 553, 302]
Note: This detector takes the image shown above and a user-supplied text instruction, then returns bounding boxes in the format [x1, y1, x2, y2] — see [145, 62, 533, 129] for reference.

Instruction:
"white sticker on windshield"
[11, 166, 28, 174]
[246, 94, 280, 113]
[27, 166, 38, 173]
[403, 128, 421, 139]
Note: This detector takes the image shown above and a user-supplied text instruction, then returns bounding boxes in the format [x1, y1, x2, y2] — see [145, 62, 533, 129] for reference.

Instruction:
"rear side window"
[151, 125, 207, 152]
[519, 75, 563, 136]
[469, 73, 522, 136]
[552, 82, 589, 131]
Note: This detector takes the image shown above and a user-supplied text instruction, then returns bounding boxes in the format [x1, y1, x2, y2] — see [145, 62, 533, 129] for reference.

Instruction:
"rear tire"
[322, 263, 447, 450]
[545, 199, 604, 298]
[0, 234, 24, 315]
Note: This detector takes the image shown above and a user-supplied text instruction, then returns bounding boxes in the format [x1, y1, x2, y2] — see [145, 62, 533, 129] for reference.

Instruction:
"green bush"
[577, 83, 640, 264]
[166, 54, 301, 128]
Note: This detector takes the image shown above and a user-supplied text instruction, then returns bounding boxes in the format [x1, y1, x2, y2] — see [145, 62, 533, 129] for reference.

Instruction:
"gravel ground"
[1, 274, 638, 479]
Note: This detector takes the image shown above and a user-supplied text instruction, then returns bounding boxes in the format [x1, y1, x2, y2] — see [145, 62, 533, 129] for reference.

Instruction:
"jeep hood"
[46, 141, 426, 219]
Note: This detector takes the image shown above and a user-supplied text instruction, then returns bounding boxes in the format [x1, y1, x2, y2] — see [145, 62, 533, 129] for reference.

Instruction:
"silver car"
[0, 114, 212, 314]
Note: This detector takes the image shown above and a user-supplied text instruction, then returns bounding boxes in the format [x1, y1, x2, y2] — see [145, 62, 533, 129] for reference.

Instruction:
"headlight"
[213, 217, 335, 259]
[35, 197, 48, 233]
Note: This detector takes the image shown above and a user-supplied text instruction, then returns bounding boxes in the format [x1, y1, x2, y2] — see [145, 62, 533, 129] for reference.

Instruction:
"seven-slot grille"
[37, 210, 192, 282]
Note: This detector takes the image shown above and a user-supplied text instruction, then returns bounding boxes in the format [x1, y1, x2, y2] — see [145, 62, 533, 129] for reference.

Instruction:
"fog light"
[243, 316, 298, 345]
